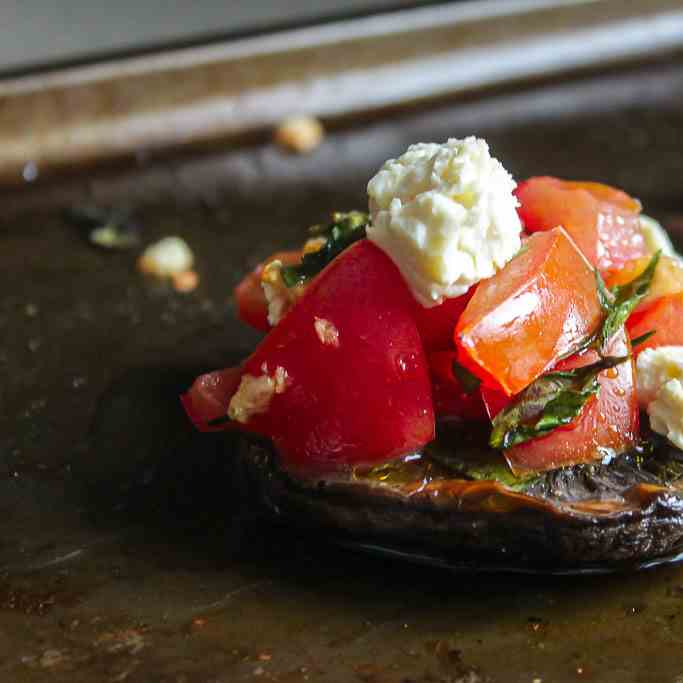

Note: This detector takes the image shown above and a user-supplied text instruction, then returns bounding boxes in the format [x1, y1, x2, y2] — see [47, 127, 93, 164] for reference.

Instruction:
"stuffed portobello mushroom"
[183, 137, 683, 571]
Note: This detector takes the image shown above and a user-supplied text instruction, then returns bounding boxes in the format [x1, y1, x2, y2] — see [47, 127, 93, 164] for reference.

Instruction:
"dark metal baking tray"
[4, 16, 683, 683]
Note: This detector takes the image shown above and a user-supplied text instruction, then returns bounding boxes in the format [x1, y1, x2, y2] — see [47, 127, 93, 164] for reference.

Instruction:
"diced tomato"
[515, 176, 645, 272]
[455, 228, 604, 396]
[216, 240, 435, 472]
[490, 328, 639, 473]
[234, 250, 301, 331]
[479, 385, 510, 421]
[428, 351, 487, 421]
[605, 255, 683, 312]
[414, 290, 474, 351]
[627, 292, 683, 354]
[181, 367, 243, 432]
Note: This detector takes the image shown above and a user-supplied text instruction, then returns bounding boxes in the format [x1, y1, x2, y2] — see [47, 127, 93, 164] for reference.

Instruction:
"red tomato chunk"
[221, 240, 435, 472]
[627, 292, 683, 355]
[456, 227, 603, 397]
[414, 290, 473, 351]
[234, 250, 301, 332]
[181, 367, 243, 432]
[494, 329, 638, 474]
[428, 351, 488, 421]
[516, 176, 645, 272]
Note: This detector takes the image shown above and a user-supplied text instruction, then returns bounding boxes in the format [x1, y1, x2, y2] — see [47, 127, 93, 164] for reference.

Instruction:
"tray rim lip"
[0, 0, 588, 85]
[1, 0, 683, 188]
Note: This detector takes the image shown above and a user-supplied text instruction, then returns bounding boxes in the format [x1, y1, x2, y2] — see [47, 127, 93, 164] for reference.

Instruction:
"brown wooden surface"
[3, 59, 683, 682]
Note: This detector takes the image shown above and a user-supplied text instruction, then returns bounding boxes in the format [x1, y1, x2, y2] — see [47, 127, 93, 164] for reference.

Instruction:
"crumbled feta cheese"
[261, 260, 289, 326]
[640, 215, 679, 259]
[228, 365, 290, 423]
[261, 260, 308, 326]
[649, 379, 683, 450]
[138, 236, 194, 277]
[367, 136, 522, 307]
[636, 346, 683, 406]
[637, 347, 683, 450]
[314, 317, 340, 347]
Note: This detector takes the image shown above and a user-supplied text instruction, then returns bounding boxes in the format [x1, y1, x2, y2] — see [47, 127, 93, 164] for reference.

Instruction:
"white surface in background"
[0, 0, 429, 73]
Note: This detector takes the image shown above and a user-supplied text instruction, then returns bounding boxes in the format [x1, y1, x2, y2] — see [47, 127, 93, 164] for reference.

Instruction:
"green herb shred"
[489, 355, 630, 450]
[280, 211, 369, 287]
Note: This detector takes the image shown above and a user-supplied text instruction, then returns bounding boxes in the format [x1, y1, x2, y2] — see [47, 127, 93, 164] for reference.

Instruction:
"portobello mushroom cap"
[235, 429, 683, 572]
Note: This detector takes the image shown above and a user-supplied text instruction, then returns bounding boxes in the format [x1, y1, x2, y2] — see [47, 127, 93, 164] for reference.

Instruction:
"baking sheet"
[3, 58, 683, 682]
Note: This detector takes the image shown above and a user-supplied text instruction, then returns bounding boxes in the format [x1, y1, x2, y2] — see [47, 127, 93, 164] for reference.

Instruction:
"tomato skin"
[515, 176, 645, 272]
[492, 329, 639, 474]
[234, 250, 301, 331]
[226, 240, 435, 472]
[414, 290, 473, 351]
[181, 367, 243, 432]
[627, 292, 683, 354]
[428, 351, 488, 421]
[455, 228, 603, 397]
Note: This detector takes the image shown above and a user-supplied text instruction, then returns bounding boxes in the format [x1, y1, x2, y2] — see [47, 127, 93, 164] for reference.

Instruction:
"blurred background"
[2, 0, 682, 187]
[2, 0, 435, 75]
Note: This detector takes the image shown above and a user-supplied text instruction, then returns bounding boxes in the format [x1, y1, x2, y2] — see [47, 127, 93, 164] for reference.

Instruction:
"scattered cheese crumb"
[314, 317, 340, 347]
[367, 136, 522, 307]
[636, 347, 683, 406]
[637, 347, 683, 450]
[228, 365, 290, 423]
[261, 259, 306, 326]
[649, 379, 683, 450]
[274, 116, 324, 154]
[172, 269, 199, 293]
[138, 236, 194, 277]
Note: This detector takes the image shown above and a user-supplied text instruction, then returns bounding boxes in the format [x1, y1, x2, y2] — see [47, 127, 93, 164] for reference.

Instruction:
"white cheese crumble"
[640, 214, 679, 259]
[261, 246, 321, 326]
[261, 260, 292, 327]
[649, 380, 683, 450]
[637, 347, 683, 450]
[367, 136, 522, 307]
[138, 236, 194, 277]
[314, 317, 340, 347]
[228, 364, 290, 423]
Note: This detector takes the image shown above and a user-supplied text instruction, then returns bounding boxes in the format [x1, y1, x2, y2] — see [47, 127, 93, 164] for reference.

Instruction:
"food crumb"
[314, 317, 340, 347]
[172, 269, 199, 293]
[39, 649, 67, 668]
[257, 653, 272, 661]
[138, 236, 194, 278]
[274, 116, 324, 154]
[253, 666, 264, 676]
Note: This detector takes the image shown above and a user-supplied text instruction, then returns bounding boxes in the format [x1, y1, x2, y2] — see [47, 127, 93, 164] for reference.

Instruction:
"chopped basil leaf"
[280, 211, 369, 287]
[451, 360, 481, 394]
[597, 250, 661, 349]
[490, 355, 630, 450]
[425, 440, 536, 492]
[207, 415, 231, 427]
[631, 329, 657, 349]
[561, 251, 660, 360]
[595, 268, 613, 312]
